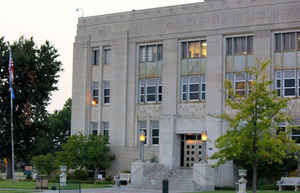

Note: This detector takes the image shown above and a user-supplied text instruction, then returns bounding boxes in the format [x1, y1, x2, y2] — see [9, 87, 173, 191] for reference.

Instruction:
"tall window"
[225, 36, 254, 96]
[138, 120, 147, 144]
[139, 45, 163, 62]
[101, 121, 109, 138]
[182, 40, 207, 58]
[139, 79, 162, 103]
[275, 32, 300, 52]
[92, 48, 99, 65]
[92, 81, 99, 105]
[274, 32, 300, 97]
[292, 128, 300, 143]
[138, 44, 163, 104]
[181, 76, 206, 101]
[275, 70, 300, 97]
[150, 120, 159, 145]
[102, 80, 110, 104]
[90, 121, 98, 135]
[103, 47, 112, 64]
[226, 36, 253, 56]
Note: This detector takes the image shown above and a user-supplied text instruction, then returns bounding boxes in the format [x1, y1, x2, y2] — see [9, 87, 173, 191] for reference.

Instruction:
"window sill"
[138, 102, 162, 105]
[180, 100, 206, 104]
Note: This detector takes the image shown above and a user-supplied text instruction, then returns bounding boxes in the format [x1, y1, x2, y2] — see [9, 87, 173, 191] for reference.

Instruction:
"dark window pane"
[276, 80, 281, 88]
[152, 138, 159, 144]
[277, 89, 281, 96]
[291, 32, 296, 50]
[159, 94, 162, 102]
[147, 95, 156, 101]
[147, 87, 156, 94]
[226, 38, 232, 56]
[182, 94, 187, 101]
[140, 87, 144, 94]
[247, 36, 253, 54]
[298, 33, 300, 50]
[104, 97, 110, 103]
[292, 129, 300, 135]
[202, 93, 206, 100]
[190, 93, 200, 100]
[159, 86, 162, 93]
[190, 84, 199, 92]
[182, 42, 187, 59]
[284, 79, 295, 87]
[104, 89, 110, 96]
[92, 130, 97, 135]
[157, 45, 163, 61]
[183, 85, 187, 92]
[292, 136, 300, 143]
[285, 88, 295, 96]
[275, 34, 281, 52]
[140, 96, 145, 102]
[152, 129, 159, 136]
[202, 84, 206, 91]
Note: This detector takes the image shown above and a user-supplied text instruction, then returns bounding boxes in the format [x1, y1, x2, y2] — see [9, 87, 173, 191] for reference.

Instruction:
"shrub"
[72, 169, 89, 180]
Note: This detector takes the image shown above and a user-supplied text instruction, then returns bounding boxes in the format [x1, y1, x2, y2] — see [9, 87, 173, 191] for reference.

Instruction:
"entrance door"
[182, 134, 202, 168]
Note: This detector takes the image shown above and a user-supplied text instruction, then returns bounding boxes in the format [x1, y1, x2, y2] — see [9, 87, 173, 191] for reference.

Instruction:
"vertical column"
[126, 41, 137, 147]
[110, 31, 129, 146]
[71, 40, 90, 135]
[206, 34, 223, 160]
[159, 39, 180, 169]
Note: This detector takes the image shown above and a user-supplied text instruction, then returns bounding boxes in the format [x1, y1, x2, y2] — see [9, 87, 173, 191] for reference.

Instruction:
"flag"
[8, 50, 15, 99]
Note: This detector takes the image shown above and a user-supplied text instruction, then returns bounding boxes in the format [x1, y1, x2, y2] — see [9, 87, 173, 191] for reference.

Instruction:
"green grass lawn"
[0, 190, 39, 193]
[0, 180, 112, 190]
[190, 191, 291, 193]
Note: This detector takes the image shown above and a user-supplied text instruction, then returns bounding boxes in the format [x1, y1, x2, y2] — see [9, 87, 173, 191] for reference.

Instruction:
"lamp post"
[201, 131, 208, 163]
[139, 131, 146, 162]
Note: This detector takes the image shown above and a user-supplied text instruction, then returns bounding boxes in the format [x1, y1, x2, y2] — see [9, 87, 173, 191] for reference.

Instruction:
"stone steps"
[169, 169, 194, 192]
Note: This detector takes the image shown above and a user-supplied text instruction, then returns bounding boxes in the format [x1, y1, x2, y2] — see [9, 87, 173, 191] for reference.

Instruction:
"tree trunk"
[252, 163, 257, 193]
[297, 153, 300, 177]
[94, 168, 99, 184]
[6, 156, 12, 179]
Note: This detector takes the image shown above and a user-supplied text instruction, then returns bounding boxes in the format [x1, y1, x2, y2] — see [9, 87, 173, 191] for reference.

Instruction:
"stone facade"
[72, 0, 300, 187]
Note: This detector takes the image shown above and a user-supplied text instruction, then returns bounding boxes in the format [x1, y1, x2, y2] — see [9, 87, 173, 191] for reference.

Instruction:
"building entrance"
[180, 134, 203, 168]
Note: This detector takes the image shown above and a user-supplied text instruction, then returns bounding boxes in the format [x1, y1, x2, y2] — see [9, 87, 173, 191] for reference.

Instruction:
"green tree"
[211, 60, 300, 193]
[58, 134, 115, 182]
[0, 37, 62, 178]
[33, 98, 71, 155]
[32, 153, 58, 176]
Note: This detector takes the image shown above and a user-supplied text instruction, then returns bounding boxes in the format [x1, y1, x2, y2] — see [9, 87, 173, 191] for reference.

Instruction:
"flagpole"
[11, 90, 14, 180]
[9, 47, 15, 180]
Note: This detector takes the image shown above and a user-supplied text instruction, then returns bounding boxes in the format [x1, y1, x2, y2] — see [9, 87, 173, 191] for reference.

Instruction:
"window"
[139, 44, 163, 62]
[102, 81, 110, 104]
[92, 81, 99, 105]
[90, 121, 98, 135]
[139, 78, 162, 103]
[292, 128, 300, 143]
[138, 120, 147, 144]
[275, 70, 297, 97]
[226, 36, 253, 56]
[101, 121, 109, 138]
[150, 120, 159, 145]
[92, 48, 99, 65]
[275, 32, 300, 52]
[182, 40, 207, 59]
[103, 47, 111, 64]
[226, 72, 253, 96]
[181, 76, 206, 101]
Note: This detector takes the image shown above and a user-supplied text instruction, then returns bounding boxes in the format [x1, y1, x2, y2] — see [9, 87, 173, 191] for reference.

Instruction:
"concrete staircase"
[169, 168, 194, 193]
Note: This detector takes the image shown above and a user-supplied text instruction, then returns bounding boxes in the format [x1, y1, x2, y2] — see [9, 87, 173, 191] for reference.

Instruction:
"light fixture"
[91, 99, 97, 106]
[139, 132, 146, 143]
[201, 132, 208, 141]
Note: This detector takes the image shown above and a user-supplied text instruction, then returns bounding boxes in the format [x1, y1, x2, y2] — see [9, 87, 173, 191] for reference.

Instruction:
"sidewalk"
[42, 187, 186, 193]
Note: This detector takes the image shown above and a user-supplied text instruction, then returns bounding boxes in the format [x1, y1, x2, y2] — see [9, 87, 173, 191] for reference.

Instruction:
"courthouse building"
[72, 0, 300, 187]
